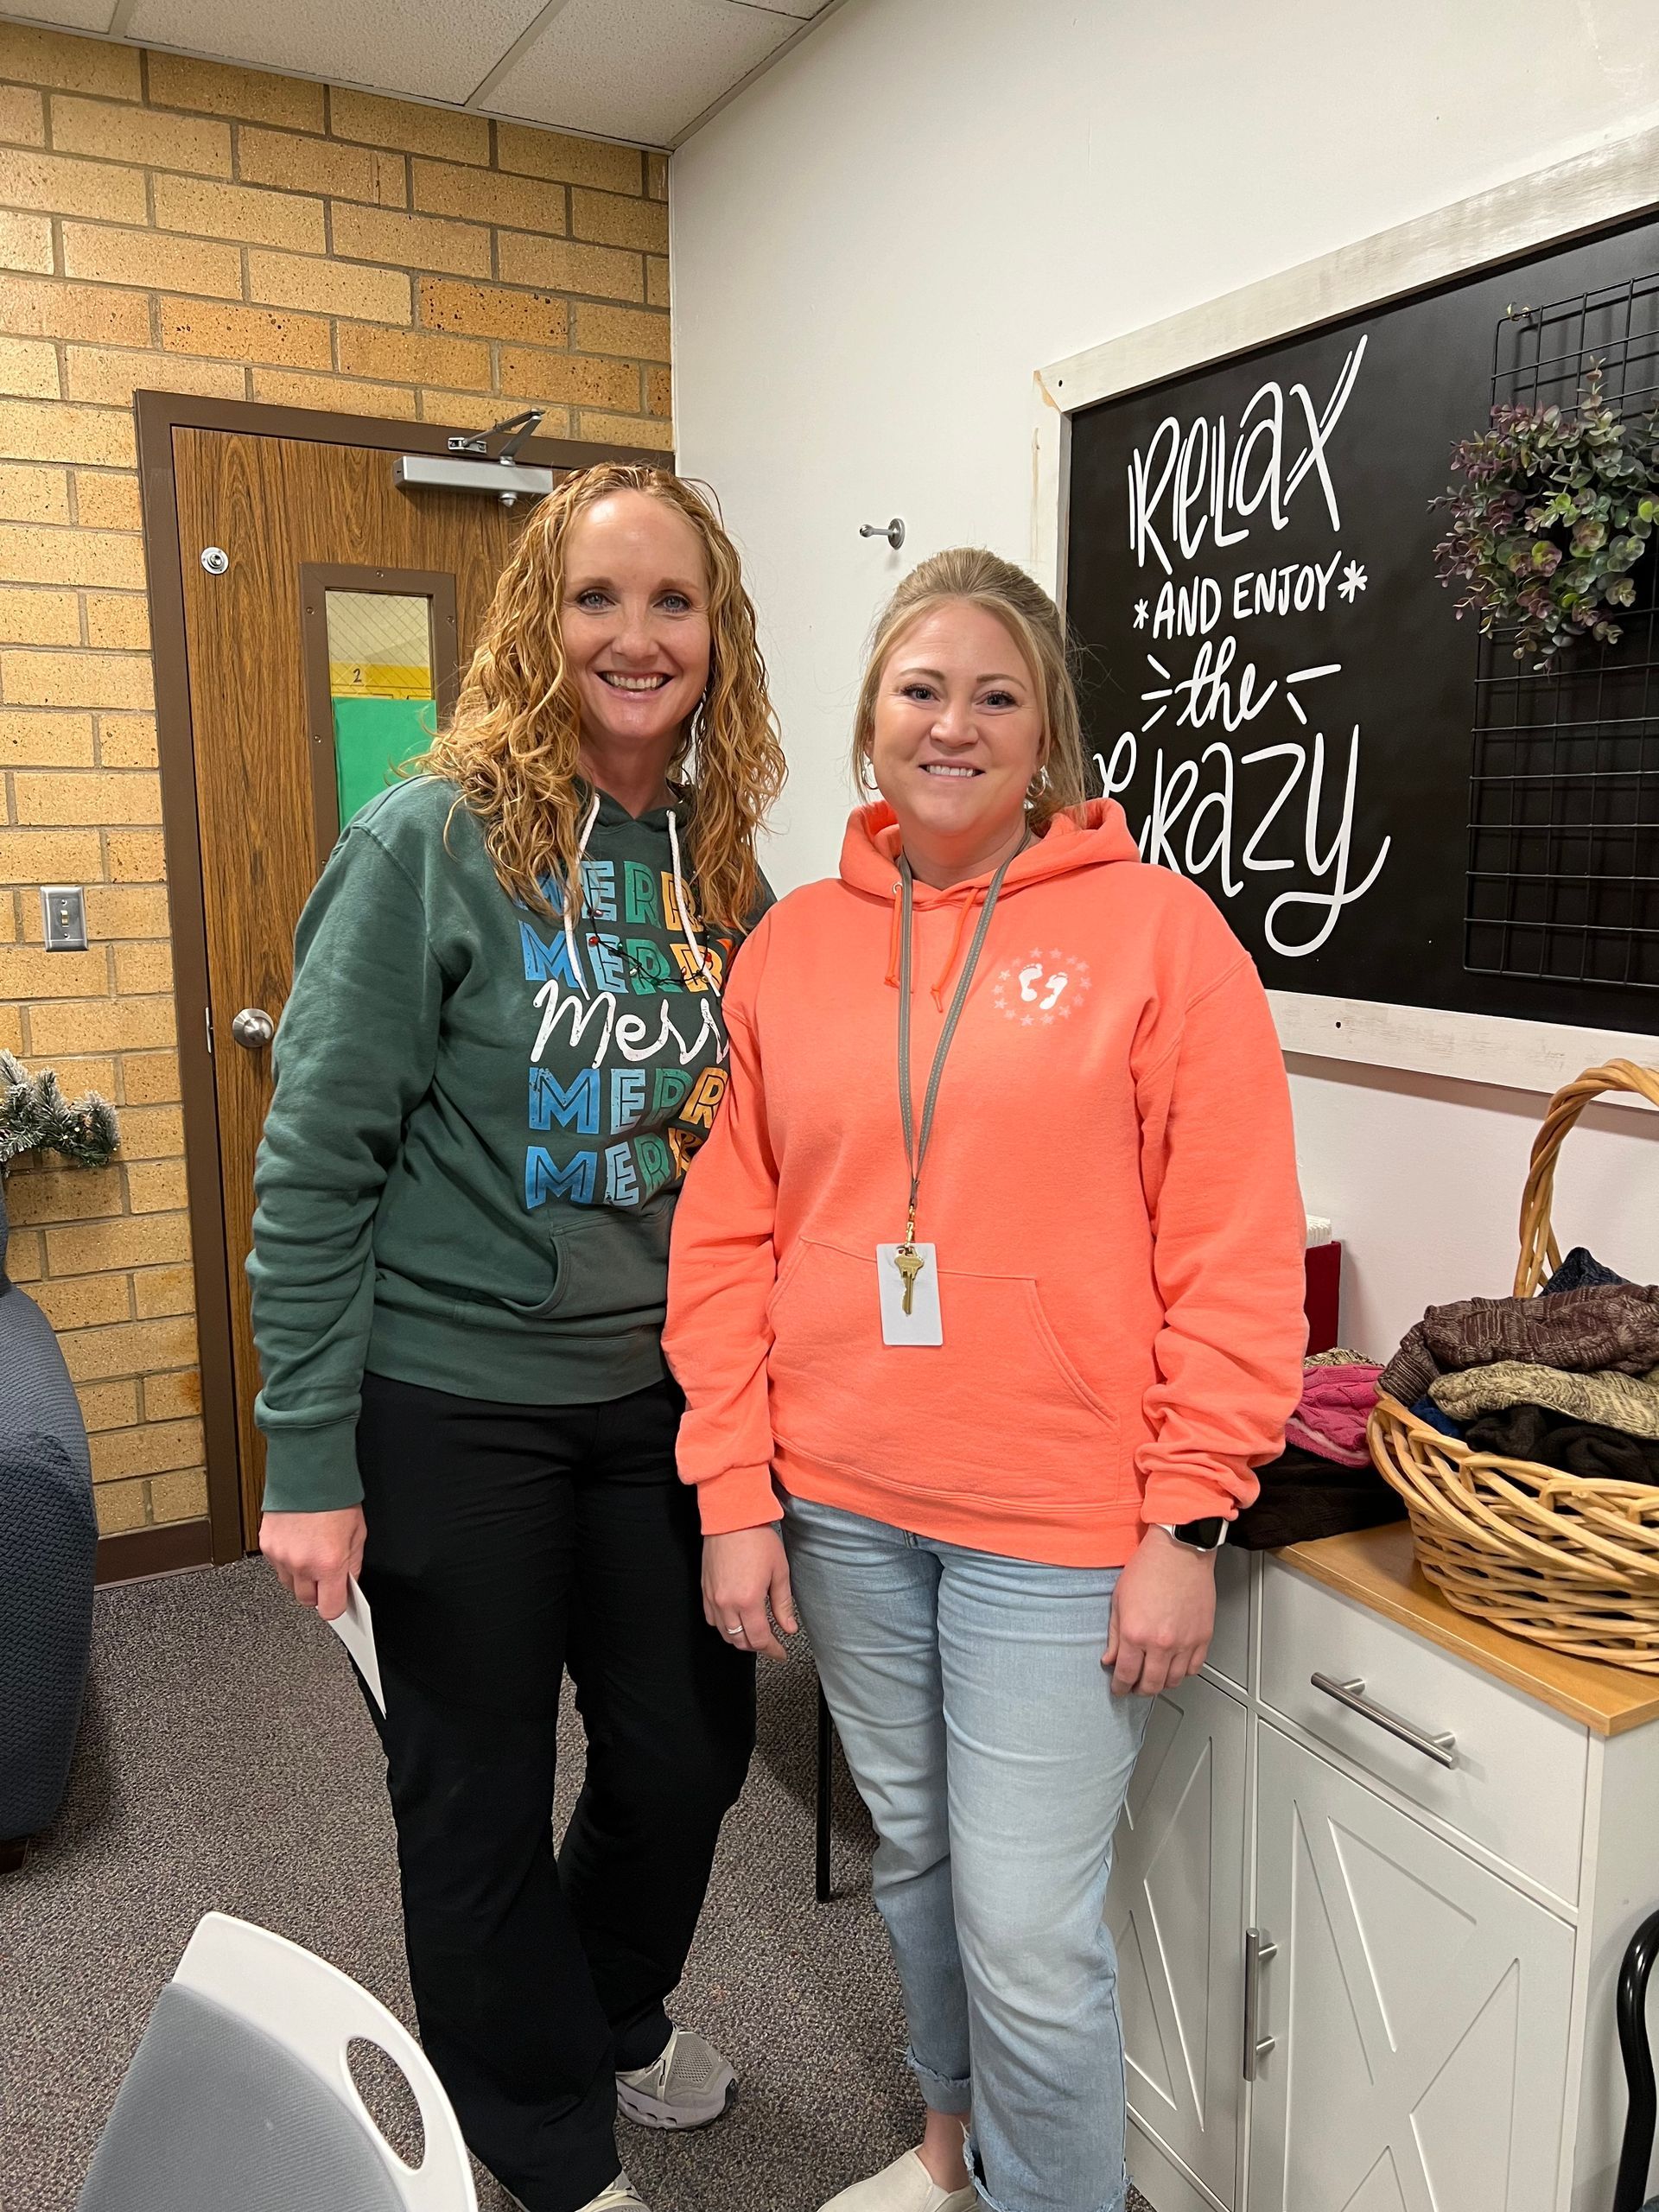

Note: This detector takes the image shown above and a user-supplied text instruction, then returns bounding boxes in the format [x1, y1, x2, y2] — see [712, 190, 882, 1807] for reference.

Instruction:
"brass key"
[893, 1244, 925, 1316]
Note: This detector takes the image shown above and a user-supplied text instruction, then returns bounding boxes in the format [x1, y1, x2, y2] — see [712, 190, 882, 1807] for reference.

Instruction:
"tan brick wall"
[0, 22, 673, 1543]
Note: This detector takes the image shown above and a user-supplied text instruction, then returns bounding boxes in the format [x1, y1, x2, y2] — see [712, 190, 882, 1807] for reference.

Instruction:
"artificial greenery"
[0, 1052, 119, 1172]
[1432, 363, 1659, 670]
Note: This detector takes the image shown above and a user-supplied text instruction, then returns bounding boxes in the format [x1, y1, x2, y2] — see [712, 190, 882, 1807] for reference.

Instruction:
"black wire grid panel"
[1465, 270, 1659, 991]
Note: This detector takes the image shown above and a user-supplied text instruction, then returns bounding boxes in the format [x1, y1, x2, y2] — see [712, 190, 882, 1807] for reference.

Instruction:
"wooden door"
[172, 426, 530, 1542]
[1108, 1674, 1248, 2211]
[1248, 1724, 1573, 2212]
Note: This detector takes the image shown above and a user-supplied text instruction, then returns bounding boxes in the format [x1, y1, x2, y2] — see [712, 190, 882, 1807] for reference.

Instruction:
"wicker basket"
[1370, 1059, 1659, 1672]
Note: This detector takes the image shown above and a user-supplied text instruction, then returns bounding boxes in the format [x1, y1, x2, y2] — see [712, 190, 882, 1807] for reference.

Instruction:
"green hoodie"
[248, 774, 761, 1512]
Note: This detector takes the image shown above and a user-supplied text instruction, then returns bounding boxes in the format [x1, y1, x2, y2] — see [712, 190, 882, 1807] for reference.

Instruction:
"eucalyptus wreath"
[0, 1052, 119, 1171]
[1432, 362, 1659, 671]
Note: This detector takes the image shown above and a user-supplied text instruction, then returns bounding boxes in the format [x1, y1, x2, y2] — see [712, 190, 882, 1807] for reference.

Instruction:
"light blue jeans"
[783, 1494, 1151, 2212]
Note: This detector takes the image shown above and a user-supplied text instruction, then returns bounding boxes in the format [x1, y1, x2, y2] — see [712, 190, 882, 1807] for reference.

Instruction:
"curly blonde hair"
[423, 463, 785, 932]
[851, 547, 1090, 829]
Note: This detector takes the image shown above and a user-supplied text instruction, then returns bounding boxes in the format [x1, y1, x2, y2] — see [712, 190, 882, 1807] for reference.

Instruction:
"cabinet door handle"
[1243, 1926, 1277, 2081]
[1311, 1672, 1459, 1769]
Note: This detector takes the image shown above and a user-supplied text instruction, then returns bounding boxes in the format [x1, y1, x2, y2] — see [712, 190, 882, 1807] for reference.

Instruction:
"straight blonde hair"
[850, 547, 1090, 826]
[423, 463, 785, 933]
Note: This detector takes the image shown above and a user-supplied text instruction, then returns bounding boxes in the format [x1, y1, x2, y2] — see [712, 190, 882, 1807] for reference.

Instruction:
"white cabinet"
[1260, 1560, 1586, 1903]
[1116, 1547, 1659, 2212]
[1249, 1724, 1573, 2212]
[1109, 1674, 1247, 2209]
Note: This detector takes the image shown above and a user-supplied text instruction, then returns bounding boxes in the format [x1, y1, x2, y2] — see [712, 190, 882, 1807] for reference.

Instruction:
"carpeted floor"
[0, 1560, 1152, 2212]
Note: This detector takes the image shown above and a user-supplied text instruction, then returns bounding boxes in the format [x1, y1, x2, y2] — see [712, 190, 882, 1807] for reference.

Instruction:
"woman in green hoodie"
[250, 464, 785, 2212]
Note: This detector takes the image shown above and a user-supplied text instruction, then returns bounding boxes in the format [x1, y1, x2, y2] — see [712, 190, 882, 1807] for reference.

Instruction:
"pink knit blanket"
[1284, 1362, 1382, 1468]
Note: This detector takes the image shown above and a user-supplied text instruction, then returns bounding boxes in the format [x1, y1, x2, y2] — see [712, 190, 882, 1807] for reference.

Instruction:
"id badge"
[876, 1243, 943, 1346]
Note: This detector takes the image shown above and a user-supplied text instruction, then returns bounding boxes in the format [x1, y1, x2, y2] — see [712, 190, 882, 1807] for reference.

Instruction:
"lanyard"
[896, 847, 1020, 1243]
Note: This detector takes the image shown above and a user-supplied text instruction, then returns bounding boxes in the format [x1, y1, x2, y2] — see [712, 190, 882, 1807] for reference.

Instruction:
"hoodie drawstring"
[565, 798, 722, 1000]
[931, 889, 982, 1009]
[884, 884, 904, 990]
[667, 807, 721, 995]
[562, 791, 602, 997]
[882, 880, 988, 1007]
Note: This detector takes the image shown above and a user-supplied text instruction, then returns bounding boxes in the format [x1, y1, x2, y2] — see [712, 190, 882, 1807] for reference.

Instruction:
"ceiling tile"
[5, 1, 119, 29]
[123, 0, 548, 105]
[483, 0, 795, 146]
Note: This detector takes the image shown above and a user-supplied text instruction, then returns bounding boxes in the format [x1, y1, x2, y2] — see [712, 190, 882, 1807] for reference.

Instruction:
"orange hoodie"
[664, 799, 1308, 1567]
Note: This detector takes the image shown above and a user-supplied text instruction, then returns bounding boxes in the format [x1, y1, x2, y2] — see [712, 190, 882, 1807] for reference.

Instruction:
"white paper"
[876, 1243, 944, 1346]
[327, 1577, 385, 1714]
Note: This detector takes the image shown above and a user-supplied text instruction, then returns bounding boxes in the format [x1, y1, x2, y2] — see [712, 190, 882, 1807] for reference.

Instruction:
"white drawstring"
[667, 807, 721, 994]
[562, 791, 603, 997]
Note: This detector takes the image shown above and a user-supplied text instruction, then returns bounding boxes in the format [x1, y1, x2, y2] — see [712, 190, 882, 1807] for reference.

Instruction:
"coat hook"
[859, 518, 906, 551]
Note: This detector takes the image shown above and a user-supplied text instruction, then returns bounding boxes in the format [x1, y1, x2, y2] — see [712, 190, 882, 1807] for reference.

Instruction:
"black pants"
[355, 1372, 755, 2212]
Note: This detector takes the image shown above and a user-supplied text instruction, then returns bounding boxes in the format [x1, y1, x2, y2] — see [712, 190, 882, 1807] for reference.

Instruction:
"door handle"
[1243, 1926, 1277, 2080]
[231, 1007, 275, 1051]
[1311, 1673, 1459, 1768]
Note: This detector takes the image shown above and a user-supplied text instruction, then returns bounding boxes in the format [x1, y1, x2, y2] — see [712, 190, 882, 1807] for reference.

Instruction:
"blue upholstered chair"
[0, 1170, 99, 1866]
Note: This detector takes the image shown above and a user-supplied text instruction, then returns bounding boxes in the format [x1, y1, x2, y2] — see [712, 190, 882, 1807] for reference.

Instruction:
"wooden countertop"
[1278, 1522, 1659, 1738]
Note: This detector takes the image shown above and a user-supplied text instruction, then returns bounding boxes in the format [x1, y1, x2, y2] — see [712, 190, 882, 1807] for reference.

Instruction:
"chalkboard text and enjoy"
[1065, 213, 1659, 1032]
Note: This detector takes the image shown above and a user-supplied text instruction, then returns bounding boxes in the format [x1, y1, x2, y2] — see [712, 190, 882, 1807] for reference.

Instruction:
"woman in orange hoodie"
[664, 549, 1306, 2212]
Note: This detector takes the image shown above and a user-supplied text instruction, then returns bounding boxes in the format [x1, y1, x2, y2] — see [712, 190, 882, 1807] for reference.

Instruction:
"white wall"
[671, 0, 1659, 1352]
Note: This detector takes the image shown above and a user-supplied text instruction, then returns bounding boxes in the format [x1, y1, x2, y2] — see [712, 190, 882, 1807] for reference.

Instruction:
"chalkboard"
[1065, 213, 1659, 1030]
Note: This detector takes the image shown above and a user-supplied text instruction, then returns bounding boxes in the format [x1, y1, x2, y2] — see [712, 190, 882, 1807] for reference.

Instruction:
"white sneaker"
[819, 2148, 977, 2212]
[615, 2024, 735, 2129]
[579, 2177, 650, 2212]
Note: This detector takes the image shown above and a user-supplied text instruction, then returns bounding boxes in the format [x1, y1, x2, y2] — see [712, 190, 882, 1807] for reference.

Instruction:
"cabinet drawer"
[1260, 1560, 1586, 1900]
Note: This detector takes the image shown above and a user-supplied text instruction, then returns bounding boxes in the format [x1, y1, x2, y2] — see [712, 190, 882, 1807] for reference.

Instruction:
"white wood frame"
[1031, 124, 1659, 1100]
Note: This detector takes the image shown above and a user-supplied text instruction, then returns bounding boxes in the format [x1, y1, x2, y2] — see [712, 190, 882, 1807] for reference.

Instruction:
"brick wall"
[0, 22, 671, 1546]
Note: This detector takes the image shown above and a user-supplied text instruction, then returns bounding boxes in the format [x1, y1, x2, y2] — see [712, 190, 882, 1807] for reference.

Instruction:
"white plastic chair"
[77, 1911, 476, 2212]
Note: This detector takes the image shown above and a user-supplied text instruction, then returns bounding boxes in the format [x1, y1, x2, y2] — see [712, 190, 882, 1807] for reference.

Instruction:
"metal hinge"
[205, 1003, 213, 1057]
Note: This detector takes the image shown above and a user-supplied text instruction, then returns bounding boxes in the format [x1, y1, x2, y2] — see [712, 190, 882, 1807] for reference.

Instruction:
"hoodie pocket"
[766, 1236, 1122, 1511]
[420, 1202, 673, 1327]
[531, 1201, 674, 1325]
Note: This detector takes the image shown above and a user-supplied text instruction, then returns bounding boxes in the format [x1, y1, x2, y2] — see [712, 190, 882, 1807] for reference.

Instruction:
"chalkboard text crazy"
[1093, 334, 1391, 958]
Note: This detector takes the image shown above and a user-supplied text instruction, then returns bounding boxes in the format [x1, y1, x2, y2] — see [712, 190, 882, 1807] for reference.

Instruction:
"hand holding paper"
[326, 1576, 385, 1714]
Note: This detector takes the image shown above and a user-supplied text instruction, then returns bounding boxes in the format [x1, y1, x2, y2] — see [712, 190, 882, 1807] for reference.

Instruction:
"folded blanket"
[1543, 1247, 1630, 1295]
[1232, 1442, 1405, 1551]
[1380, 1323, 1438, 1408]
[1411, 1395, 1464, 1440]
[1380, 1264, 1653, 1407]
[1284, 1362, 1381, 1467]
[1461, 1402, 1659, 1483]
[1430, 1360, 1659, 1440]
[1421, 1282, 1659, 1376]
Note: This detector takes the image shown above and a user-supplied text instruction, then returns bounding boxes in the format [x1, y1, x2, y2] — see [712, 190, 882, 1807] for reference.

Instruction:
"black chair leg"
[816, 1680, 834, 1904]
[1614, 1905, 1659, 2212]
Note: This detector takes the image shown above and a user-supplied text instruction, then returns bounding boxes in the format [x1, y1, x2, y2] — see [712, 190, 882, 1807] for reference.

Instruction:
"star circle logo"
[990, 950, 1091, 1027]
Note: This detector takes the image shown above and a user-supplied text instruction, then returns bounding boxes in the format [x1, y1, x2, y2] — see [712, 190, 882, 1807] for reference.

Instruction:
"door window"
[325, 588, 436, 824]
[299, 563, 460, 857]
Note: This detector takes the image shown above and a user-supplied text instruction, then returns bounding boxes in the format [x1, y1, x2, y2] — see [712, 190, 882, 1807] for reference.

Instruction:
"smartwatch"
[1154, 1517, 1227, 1552]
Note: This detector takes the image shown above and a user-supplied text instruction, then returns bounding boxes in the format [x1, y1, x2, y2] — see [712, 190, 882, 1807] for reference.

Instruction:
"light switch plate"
[41, 885, 87, 951]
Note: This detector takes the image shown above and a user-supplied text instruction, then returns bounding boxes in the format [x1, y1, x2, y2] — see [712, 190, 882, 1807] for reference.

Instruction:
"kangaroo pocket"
[375, 1197, 671, 1331]
[767, 1236, 1122, 1511]
[531, 1201, 673, 1326]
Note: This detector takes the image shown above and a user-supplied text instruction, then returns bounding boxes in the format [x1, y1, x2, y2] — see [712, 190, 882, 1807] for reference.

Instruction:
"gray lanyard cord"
[896, 848, 1020, 1242]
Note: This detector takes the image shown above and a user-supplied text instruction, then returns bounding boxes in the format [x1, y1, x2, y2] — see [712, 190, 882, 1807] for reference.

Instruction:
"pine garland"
[0, 1052, 119, 1171]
